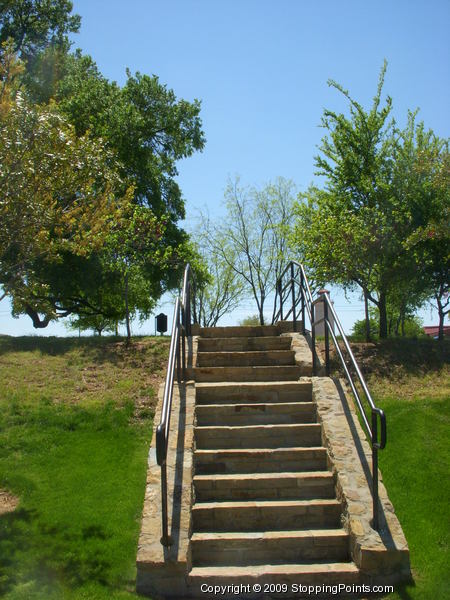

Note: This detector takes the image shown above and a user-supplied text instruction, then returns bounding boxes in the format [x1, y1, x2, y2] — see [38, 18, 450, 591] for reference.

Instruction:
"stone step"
[187, 563, 360, 598]
[190, 529, 350, 566]
[192, 499, 342, 531]
[194, 447, 328, 474]
[198, 336, 292, 353]
[195, 423, 322, 449]
[197, 350, 296, 368]
[198, 325, 280, 338]
[194, 366, 303, 383]
[195, 381, 312, 405]
[196, 402, 317, 427]
[193, 471, 335, 501]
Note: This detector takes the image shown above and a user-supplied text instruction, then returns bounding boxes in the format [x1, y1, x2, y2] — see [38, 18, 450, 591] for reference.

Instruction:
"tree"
[189, 221, 245, 327]
[0, 0, 80, 60]
[0, 28, 206, 330]
[0, 61, 133, 326]
[292, 63, 446, 339]
[203, 177, 297, 325]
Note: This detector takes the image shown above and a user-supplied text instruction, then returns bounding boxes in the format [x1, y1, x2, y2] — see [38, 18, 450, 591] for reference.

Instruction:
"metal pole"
[290, 263, 297, 332]
[176, 307, 181, 383]
[300, 269, 305, 334]
[323, 294, 330, 376]
[312, 302, 317, 375]
[160, 461, 172, 546]
[372, 411, 379, 530]
[278, 278, 283, 321]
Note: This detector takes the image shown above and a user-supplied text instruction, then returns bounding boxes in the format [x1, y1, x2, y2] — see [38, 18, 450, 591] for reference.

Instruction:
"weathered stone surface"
[136, 339, 198, 596]
[312, 377, 411, 582]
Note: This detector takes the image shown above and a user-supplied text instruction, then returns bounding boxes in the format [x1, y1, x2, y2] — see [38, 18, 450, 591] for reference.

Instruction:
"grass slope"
[0, 335, 169, 599]
[1, 335, 448, 599]
[335, 339, 449, 599]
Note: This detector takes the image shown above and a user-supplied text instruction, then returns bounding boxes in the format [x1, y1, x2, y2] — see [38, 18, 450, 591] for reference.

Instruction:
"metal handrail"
[274, 261, 386, 531]
[155, 263, 192, 546]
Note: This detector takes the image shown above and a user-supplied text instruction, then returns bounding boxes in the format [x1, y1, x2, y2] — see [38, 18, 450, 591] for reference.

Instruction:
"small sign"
[156, 313, 168, 334]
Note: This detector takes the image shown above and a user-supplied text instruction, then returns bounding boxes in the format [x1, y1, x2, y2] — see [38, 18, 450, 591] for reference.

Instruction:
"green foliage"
[0, 0, 80, 60]
[293, 63, 449, 339]
[56, 52, 205, 221]
[0, 12, 205, 332]
[239, 315, 261, 327]
[351, 314, 425, 340]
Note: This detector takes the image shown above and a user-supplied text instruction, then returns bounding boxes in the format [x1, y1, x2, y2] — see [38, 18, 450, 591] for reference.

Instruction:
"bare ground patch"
[0, 489, 19, 515]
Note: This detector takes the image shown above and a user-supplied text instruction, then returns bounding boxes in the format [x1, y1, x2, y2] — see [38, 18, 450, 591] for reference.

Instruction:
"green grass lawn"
[377, 393, 450, 599]
[0, 335, 169, 599]
[0, 335, 448, 599]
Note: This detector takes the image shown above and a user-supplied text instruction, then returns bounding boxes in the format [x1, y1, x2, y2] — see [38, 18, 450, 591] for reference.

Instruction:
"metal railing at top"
[273, 261, 387, 531]
[155, 263, 192, 546]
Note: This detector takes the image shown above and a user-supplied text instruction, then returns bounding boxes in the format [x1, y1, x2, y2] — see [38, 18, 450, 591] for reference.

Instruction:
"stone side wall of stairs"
[136, 323, 410, 599]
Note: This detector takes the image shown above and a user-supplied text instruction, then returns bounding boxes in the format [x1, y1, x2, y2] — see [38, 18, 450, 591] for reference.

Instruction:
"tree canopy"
[292, 63, 449, 339]
[0, 4, 205, 334]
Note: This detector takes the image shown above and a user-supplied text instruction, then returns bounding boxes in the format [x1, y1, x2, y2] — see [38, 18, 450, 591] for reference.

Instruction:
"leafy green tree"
[56, 52, 205, 221]
[293, 63, 448, 339]
[0, 60, 132, 326]
[0, 0, 80, 59]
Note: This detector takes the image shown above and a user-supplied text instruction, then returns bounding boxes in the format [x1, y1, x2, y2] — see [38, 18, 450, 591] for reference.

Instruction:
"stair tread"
[189, 562, 359, 575]
[191, 528, 348, 541]
[196, 381, 311, 388]
[194, 471, 332, 481]
[193, 498, 340, 509]
[196, 401, 315, 409]
[195, 446, 326, 454]
[195, 423, 321, 431]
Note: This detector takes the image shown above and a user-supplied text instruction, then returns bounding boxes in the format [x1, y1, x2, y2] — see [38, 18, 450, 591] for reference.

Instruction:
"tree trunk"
[378, 292, 388, 339]
[125, 272, 131, 343]
[437, 295, 445, 342]
[363, 290, 371, 342]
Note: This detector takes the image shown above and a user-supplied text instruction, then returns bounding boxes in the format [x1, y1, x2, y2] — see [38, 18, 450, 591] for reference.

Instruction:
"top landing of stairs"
[196, 324, 282, 338]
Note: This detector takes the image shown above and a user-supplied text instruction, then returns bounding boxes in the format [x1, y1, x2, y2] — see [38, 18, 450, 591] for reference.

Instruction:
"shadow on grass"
[0, 506, 114, 595]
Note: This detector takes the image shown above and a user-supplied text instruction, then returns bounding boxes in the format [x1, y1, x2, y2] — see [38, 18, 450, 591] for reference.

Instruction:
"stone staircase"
[136, 323, 410, 599]
[187, 325, 359, 595]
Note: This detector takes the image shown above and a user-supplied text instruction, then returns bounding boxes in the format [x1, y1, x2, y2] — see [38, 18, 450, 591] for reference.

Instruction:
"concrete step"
[195, 423, 322, 449]
[187, 563, 360, 598]
[197, 350, 296, 368]
[192, 499, 342, 531]
[195, 402, 317, 427]
[194, 366, 303, 383]
[195, 447, 328, 474]
[195, 381, 312, 405]
[198, 336, 292, 353]
[193, 471, 335, 501]
[198, 325, 280, 338]
[190, 529, 349, 566]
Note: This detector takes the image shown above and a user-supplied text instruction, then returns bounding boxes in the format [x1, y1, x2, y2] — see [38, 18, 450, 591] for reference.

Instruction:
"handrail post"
[372, 410, 379, 530]
[311, 301, 317, 375]
[176, 304, 181, 383]
[322, 293, 330, 376]
[278, 278, 283, 321]
[300, 268, 305, 334]
[160, 460, 172, 546]
[290, 263, 297, 332]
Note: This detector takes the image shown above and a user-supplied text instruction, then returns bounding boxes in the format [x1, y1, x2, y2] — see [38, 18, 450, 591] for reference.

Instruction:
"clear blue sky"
[1, 0, 448, 335]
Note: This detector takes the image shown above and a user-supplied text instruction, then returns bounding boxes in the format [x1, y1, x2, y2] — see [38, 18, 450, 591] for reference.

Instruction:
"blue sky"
[1, 0, 448, 335]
